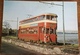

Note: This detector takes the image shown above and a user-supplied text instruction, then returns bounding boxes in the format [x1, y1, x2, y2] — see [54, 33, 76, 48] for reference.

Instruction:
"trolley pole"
[17, 17, 18, 37]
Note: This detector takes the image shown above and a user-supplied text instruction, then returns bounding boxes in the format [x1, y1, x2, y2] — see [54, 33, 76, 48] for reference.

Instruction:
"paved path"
[1, 41, 43, 55]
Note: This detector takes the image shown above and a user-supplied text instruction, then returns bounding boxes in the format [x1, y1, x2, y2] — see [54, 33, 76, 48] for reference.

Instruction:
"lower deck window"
[50, 28, 56, 34]
[42, 28, 56, 34]
[20, 28, 38, 34]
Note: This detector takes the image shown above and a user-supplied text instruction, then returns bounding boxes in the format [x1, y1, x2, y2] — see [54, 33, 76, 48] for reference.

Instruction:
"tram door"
[39, 27, 50, 43]
[39, 27, 57, 43]
[39, 27, 44, 42]
[49, 28, 57, 42]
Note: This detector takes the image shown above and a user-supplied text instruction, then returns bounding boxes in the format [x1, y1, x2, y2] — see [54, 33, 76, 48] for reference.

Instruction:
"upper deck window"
[20, 15, 45, 24]
[46, 15, 50, 20]
[51, 16, 57, 21]
[39, 15, 45, 20]
[46, 15, 57, 21]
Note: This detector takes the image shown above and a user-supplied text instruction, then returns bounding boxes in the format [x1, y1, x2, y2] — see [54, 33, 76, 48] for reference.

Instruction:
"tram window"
[50, 28, 56, 34]
[34, 30, 37, 34]
[53, 29, 56, 34]
[39, 15, 45, 20]
[21, 30, 26, 34]
[46, 15, 50, 20]
[50, 28, 53, 34]
[42, 28, 49, 34]
[33, 18, 38, 21]
[42, 28, 45, 33]
[28, 28, 38, 34]
[46, 28, 49, 34]
[51, 16, 57, 21]
[29, 28, 33, 34]
[26, 30, 28, 34]
[51, 16, 54, 20]
[21, 30, 23, 33]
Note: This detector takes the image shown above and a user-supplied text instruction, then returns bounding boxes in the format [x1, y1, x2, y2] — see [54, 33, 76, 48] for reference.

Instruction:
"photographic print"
[0, 0, 79, 55]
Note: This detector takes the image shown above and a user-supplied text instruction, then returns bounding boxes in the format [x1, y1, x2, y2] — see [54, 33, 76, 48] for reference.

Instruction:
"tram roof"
[20, 13, 57, 23]
[44, 13, 57, 16]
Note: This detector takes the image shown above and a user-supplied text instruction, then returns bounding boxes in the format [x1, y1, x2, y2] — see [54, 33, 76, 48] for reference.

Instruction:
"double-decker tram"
[18, 13, 58, 43]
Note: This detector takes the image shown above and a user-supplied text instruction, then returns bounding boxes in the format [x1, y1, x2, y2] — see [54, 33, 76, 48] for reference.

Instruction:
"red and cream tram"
[18, 13, 58, 43]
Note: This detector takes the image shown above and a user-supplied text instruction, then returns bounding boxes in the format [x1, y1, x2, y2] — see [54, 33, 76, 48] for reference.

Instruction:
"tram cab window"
[50, 28, 56, 34]
[51, 16, 57, 21]
[42, 28, 44, 33]
[42, 28, 49, 34]
[46, 28, 49, 34]
[50, 28, 53, 34]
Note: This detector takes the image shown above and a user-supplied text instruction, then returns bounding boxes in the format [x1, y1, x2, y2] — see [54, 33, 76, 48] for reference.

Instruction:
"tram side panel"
[18, 23, 57, 43]
[18, 26, 39, 42]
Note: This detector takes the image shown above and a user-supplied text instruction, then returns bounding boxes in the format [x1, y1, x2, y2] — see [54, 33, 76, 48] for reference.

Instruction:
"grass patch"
[2, 36, 18, 39]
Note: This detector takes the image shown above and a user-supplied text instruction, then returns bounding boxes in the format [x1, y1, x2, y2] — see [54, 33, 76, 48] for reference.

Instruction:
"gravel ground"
[1, 37, 80, 55]
[0, 41, 43, 55]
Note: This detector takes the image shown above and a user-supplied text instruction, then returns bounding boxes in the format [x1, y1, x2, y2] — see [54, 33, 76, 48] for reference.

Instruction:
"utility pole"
[17, 17, 18, 37]
[62, 1, 65, 46]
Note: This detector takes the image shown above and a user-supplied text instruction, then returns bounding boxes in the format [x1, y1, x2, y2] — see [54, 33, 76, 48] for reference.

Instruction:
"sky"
[3, 1, 78, 32]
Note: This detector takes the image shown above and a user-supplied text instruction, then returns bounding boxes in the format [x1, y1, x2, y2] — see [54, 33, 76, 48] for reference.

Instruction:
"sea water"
[57, 33, 78, 44]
